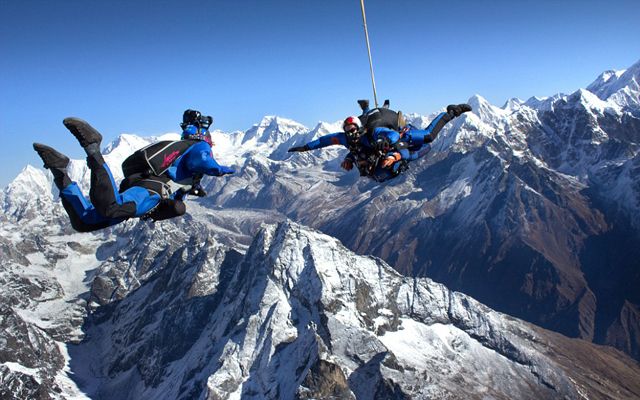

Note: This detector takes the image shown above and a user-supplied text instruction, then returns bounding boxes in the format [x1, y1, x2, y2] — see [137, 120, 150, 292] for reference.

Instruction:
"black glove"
[447, 104, 473, 118]
[174, 188, 188, 200]
[288, 144, 310, 152]
[188, 184, 207, 197]
[146, 199, 186, 221]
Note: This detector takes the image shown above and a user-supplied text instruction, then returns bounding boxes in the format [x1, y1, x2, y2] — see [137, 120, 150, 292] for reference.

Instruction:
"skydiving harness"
[120, 139, 203, 221]
[348, 106, 409, 177]
[346, 135, 375, 176]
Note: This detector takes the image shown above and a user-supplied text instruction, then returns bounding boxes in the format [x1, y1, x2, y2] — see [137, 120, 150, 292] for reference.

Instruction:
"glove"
[381, 152, 401, 168]
[447, 104, 473, 118]
[218, 166, 235, 176]
[147, 199, 186, 221]
[341, 159, 353, 171]
[288, 144, 310, 152]
[174, 188, 188, 200]
[188, 184, 207, 197]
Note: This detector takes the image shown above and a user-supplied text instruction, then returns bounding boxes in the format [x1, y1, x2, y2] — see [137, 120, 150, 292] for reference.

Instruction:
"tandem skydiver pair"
[287, 100, 472, 182]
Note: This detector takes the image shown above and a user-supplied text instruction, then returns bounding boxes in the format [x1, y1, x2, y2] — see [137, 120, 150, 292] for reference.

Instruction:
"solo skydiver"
[32, 109, 234, 232]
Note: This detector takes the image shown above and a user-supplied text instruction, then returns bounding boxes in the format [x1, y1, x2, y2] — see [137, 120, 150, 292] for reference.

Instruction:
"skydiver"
[32, 110, 235, 232]
[362, 103, 473, 181]
[287, 103, 472, 182]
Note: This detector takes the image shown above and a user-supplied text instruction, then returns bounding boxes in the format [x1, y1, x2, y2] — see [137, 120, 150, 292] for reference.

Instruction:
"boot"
[357, 99, 370, 112]
[446, 104, 473, 118]
[63, 117, 103, 156]
[33, 143, 71, 189]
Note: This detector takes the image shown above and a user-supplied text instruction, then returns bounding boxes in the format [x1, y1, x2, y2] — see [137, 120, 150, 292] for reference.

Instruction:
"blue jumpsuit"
[304, 131, 401, 182]
[302, 111, 452, 182]
[60, 140, 233, 230]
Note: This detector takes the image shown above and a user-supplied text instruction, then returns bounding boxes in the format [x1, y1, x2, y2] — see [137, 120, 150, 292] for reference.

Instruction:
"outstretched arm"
[185, 142, 235, 177]
[288, 132, 348, 152]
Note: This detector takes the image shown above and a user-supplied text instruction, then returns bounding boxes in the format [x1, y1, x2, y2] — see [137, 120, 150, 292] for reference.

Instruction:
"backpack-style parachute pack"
[121, 140, 198, 178]
[359, 107, 405, 132]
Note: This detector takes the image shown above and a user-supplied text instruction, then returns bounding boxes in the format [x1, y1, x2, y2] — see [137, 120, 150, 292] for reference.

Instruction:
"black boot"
[357, 99, 370, 112]
[33, 143, 72, 189]
[63, 117, 103, 155]
[446, 104, 473, 118]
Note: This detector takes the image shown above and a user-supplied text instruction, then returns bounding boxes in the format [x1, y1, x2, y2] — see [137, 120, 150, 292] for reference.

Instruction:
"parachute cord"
[359, 0, 379, 108]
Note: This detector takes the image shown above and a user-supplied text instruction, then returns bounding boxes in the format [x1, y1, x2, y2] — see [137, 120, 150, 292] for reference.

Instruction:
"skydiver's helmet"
[181, 109, 213, 146]
[342, 116, 363, 141]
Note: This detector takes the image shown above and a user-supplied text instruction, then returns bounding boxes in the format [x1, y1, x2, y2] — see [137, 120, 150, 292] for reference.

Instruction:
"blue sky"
[1, 0, 639, 186]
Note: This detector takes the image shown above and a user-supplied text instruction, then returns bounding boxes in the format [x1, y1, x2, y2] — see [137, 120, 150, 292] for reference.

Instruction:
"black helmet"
[180, 109, 213, 130]
[181, 109, 214, 145]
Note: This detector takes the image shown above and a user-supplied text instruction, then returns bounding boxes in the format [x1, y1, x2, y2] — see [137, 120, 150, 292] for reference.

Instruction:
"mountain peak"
[524, 94, 564, 111]
[7, 165, 50, 194]
[586, 59, 640, 104]
[255, 115, 306, 130]
[179, 221, 640, 398]
[102, 133, 153, 157]
[242, 115, 308, 146]
[309, 120, 342, 138]
[503, 97, 524, 111]
[567, 88, 622, 115]
[467, 93, 489, 106]
[1, 165, 55, 219]
[467, 94, 508, 123]
[587, 69, 624, 92]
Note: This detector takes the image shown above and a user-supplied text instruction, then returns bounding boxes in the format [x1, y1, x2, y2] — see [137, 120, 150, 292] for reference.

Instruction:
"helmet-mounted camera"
[181, 109, 213, 130]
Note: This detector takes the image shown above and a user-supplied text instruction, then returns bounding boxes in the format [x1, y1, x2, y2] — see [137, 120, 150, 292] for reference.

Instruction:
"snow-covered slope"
[66, 222, 640, 399]
[587, 60, 640, 108]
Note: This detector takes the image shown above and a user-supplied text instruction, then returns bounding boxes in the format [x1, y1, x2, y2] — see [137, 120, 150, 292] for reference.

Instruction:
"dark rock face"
[297, 359, 353, 400]
[0, 307, 65, 399]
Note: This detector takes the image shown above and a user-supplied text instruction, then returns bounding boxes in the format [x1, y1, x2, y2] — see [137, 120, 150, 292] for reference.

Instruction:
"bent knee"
[99, 201, 138, 219]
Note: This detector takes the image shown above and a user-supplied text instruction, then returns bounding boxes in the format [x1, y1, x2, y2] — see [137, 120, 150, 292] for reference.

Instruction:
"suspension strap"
[359, 0, 379, 108]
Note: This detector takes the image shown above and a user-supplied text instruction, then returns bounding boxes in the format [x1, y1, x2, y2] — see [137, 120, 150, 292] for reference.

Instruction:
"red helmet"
[343, 116, 363, 140]
[342, 116, 362, 131]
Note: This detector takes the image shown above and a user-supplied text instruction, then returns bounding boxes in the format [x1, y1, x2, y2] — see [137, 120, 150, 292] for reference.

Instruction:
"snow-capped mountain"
[587, 61, 640, 108]
[242, 116, 308, 146]
[200, 60, 640, 363]
[67, 221, 640, 399]
[2, 60, 640, 398]
[3, 217, 639, 399]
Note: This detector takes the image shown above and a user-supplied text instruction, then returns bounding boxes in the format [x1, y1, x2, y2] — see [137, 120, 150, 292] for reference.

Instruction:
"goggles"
[344, 124, 360, 135]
